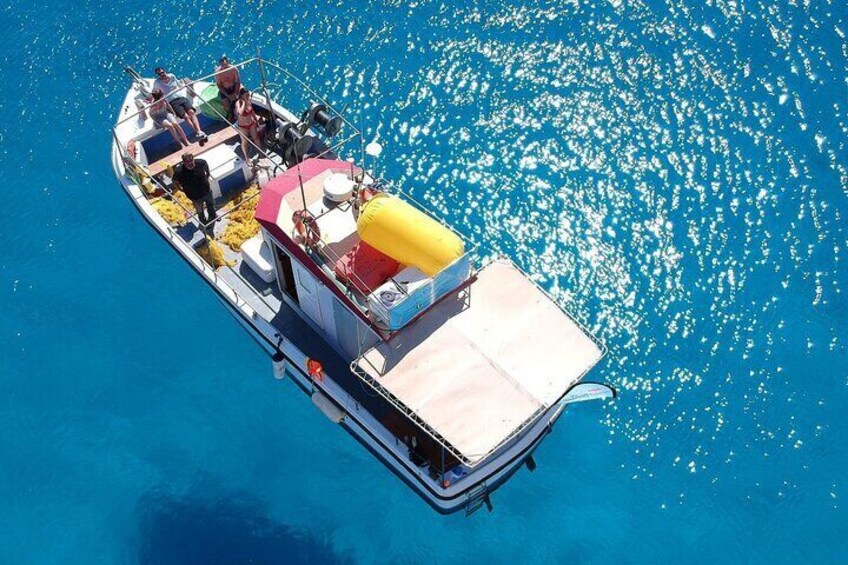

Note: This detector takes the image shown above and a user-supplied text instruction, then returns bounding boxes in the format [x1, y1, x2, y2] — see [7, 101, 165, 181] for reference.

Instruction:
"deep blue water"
[2, 0, 847, 562]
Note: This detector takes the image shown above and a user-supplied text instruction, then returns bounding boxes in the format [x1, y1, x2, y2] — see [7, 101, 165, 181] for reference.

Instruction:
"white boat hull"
[110, 82, 568, 515]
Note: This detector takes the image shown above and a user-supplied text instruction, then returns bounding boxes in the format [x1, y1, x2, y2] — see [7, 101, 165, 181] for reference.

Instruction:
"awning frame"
[350, 257, 608, 468]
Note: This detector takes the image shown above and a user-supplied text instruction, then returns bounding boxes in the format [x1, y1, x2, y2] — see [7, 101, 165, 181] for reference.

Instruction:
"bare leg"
[239, 129, 250, 159]
[186, 110, 204, 136]
[175, 123, 190, 146]
[164, 123, 185, 146]
[250, 126, 262, 153]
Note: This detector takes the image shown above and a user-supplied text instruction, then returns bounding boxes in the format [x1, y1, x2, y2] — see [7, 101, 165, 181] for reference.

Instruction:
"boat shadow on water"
[135, 492, 350, 565]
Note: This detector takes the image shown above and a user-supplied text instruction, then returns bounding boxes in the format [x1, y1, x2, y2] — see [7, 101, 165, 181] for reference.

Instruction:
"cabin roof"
[255, 158, 360, 230]
[353, 259, 605, 466]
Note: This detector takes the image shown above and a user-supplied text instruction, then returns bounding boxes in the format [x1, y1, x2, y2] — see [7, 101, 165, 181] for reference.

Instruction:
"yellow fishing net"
[219, 185, 262, 251]
[148, 178, 260, 269]
[140, 177, 156, 196]
[134, 165, 157, 196]
[150, 190, 195, 227]
[197, 239, 235, 268]
[173, 190, 194, 210]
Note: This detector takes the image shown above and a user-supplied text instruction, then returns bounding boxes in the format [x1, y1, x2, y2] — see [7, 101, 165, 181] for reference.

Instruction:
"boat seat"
[241, 234, 276, 283]
[334, 241, 400, 295]
[147, 126, 241, 176]
[140, 113, 220, 163]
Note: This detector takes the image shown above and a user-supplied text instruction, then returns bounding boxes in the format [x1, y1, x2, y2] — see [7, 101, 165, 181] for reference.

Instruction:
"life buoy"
[292, 210, 321, 246]
[123, 140, 140, 180]
[126, 139, 138, 160]
[358, 185, 378, 205]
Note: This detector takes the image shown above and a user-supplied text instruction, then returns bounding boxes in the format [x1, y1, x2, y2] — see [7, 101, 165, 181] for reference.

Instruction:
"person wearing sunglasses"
[173, 152, 216, 236]
[152, 66, 207, 143]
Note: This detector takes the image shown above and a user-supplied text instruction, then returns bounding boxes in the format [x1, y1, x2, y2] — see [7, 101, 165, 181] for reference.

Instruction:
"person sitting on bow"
[153, 66, 207, 143]
[148, 88, 190, 148]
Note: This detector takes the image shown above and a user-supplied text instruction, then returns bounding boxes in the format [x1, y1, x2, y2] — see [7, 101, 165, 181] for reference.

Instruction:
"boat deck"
[171, 198, 457, 471]
[354, 260, 604, 466]
[113, 60, 611, 514]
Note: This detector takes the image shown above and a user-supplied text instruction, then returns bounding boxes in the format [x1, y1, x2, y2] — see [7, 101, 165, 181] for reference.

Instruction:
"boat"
[110, 56, 616, 515]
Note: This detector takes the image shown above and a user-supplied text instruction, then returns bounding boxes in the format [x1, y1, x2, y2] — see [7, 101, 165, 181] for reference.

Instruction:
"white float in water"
[365, 140, 383, 158]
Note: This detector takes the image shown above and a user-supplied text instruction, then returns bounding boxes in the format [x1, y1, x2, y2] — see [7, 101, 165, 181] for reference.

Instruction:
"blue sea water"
[1, 0, 847, 562]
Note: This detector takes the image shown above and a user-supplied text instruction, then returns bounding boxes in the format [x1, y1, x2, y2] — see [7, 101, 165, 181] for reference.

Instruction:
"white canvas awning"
[354, 259, 604, 465]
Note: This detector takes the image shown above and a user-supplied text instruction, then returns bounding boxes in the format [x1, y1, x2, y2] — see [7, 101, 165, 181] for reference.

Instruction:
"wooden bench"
[148, 127, 240, 176]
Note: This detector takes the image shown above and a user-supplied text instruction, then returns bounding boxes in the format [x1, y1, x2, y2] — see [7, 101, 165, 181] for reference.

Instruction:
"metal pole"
[256, 51, 278, 136]
[359, 116, 366, 184]
[259, 59, 362, 138]
[294, 144, 307, 212]
[441, 444, 445, 477]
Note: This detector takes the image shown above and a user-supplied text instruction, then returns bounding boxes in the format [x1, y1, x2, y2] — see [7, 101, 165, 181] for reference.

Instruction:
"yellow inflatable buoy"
[356, 194, 464, 276]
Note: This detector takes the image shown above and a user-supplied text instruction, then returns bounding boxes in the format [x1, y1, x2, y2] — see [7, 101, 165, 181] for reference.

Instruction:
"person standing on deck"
[235, 88, 263, 159]
[173, 153, 217, 236]
[153, 66, 207, 143]
[215, 55, 241, 122]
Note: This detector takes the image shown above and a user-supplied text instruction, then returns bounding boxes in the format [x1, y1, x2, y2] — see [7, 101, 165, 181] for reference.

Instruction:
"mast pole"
[295, 144, 307, 212]
[359, 116, 366, 184]
[256, 49, 278, 138]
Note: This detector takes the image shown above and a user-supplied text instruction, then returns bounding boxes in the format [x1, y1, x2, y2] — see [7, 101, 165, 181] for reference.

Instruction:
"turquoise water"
[2, 0, 847, 562]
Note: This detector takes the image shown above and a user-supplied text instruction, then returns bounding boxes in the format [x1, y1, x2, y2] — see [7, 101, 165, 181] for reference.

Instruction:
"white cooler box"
[202, 143, 252, 200]
[366, 255, 471, 330]
[241, 234, 276, 283]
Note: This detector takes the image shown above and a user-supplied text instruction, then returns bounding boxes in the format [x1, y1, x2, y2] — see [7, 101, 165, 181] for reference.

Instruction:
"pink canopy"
[255, 158, 360, 233]
[254, 158, 373, 327]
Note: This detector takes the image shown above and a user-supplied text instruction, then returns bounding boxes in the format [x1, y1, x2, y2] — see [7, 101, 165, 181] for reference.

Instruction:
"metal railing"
[349, 327, 550, 469]
[116, 56, 259, 126]
[113, 56, 480, 261]
[114, 58, 375, 234]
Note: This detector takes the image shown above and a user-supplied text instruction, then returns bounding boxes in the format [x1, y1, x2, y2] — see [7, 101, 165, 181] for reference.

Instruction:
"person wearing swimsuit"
[215, 55, 241, 121]
[149, 89, 190, 148]
[235, 88, 262, 159]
